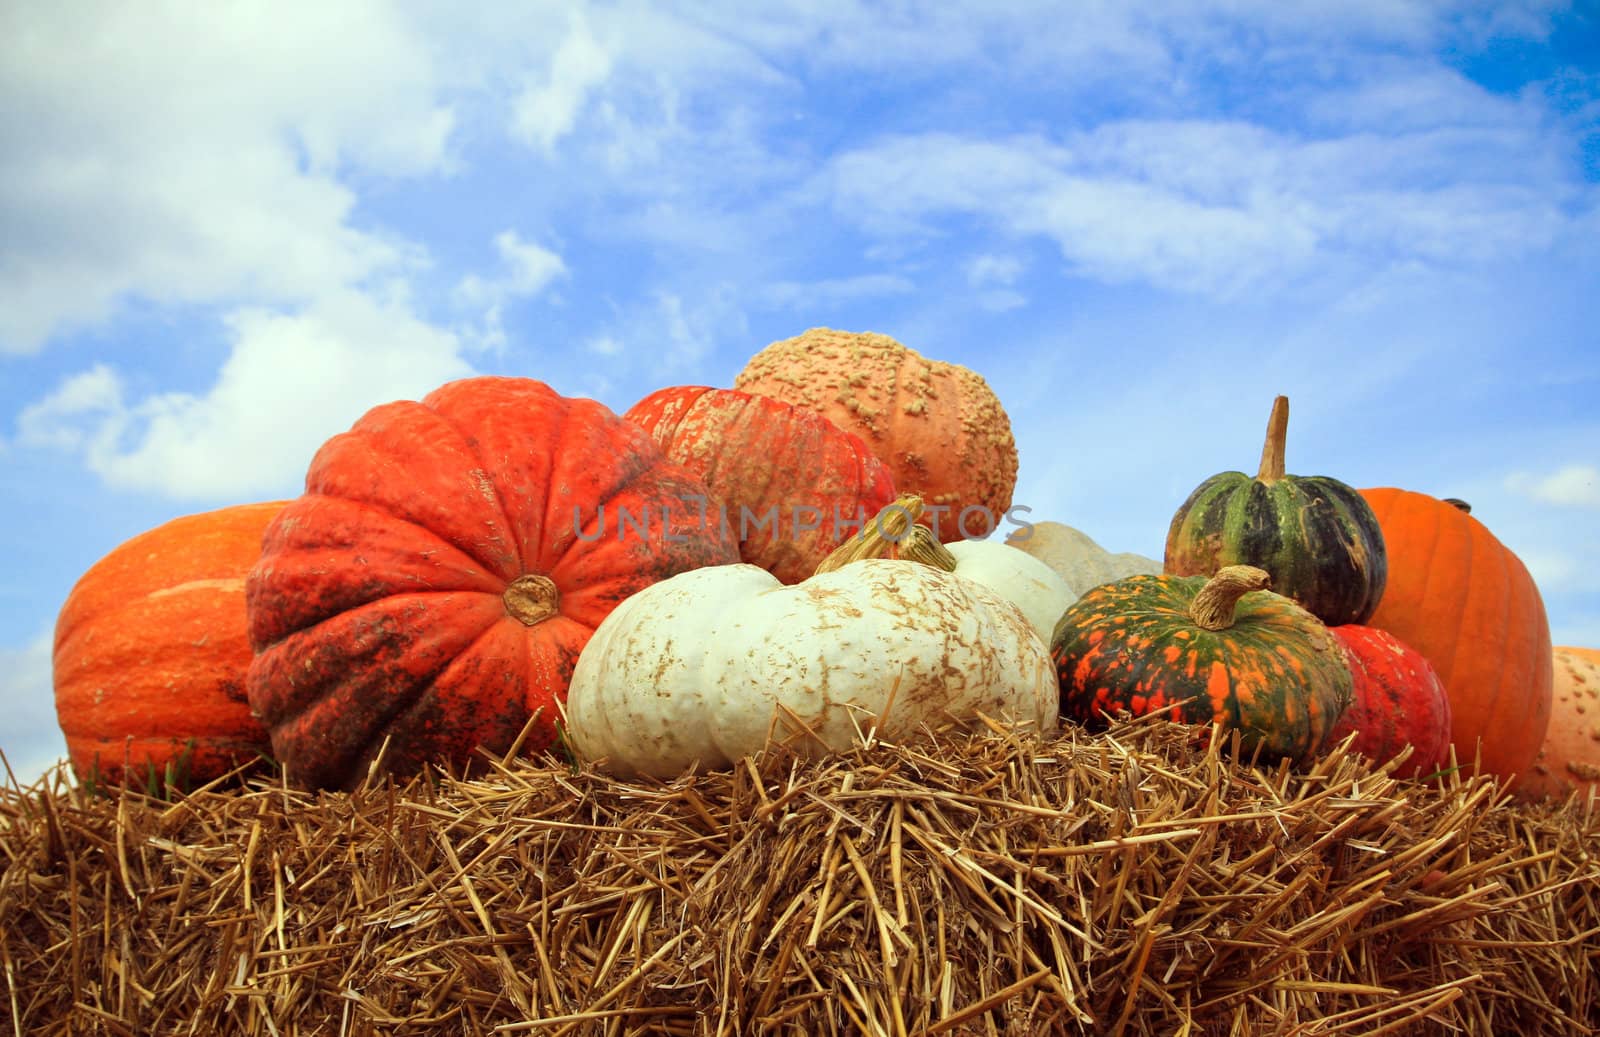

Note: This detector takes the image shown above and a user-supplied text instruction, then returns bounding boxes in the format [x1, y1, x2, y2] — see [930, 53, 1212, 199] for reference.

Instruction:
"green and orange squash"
[1051, 565, 1352, 764]
[53, 501, 285, 789]
[1165, 396, 1386, 626]
[246, 376, 739, 789]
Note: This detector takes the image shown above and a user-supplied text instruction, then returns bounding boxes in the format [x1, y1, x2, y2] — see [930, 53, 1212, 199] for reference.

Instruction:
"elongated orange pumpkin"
[624, 385, 896, 584]
[53, 501, 285, 788]
[1358, 488, 1552, 783]
[733, 328, 1018, 542]
[247, 376, 739, 790]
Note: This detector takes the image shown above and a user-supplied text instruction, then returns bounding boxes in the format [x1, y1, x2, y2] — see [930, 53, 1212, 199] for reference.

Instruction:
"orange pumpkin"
[53, 502, 285, 788]
[733, 328, 1018, 542]
[1518, 647, 1600, 802]
[1358, 488, 1553, 783]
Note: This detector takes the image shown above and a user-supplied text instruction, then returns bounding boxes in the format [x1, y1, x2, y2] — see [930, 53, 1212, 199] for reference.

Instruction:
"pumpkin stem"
[815, 495, 957, 574]
[1190, 565, 1272, 631]
[1256, 395, 1289, 484]
[1443, 497, 1472, 514]
[503, 574, 560, 626]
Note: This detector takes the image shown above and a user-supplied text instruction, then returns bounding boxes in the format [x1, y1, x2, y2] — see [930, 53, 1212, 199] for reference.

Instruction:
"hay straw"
[2, 716, 1597, 1035]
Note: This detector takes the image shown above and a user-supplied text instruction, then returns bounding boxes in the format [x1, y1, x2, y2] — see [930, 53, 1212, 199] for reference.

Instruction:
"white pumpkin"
[943, 539, 1076, 643]
[1004, 521, 1162, 598]
[563, 560, 1059, 778]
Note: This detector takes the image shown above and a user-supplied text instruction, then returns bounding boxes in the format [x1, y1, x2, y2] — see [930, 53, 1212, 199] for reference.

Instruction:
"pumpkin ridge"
[536, 394, 658, 572]
[547, 432, 672, 563]
[312, 402, 525, 583]
[436, 391, 535, 575]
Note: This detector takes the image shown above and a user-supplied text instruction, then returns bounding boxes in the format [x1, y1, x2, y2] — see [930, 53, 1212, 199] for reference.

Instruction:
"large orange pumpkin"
[246, 376, 739, 790]
[53, 501, 285, 788]
[1358, 488, 1552, 783]
[1518, 646, 1600, 802]
[733, 328, 1018, 542]
[624, 385, 896, 584]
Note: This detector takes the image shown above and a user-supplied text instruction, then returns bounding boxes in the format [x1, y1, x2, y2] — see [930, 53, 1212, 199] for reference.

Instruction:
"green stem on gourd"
[503, 574, 560, 625]
[1190, 565, 1272, 631]
[814, 495, 956, 574]
[1443, 498, 1472, 514]
[1256, 395, 1290, 485]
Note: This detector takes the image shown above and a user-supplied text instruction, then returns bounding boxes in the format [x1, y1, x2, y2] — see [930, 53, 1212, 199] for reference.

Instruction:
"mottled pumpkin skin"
[1359, 487, 1552, 784]
[247, 376, 739, 790]
[624, 385, 896, 584]
[1165, 472, 1386, 627]
[1051, 574, 1352, 764]
[733, 328, 1017, 543]
[1326, 625, 1452, 779]
[1519, 646, 1600, 802]
[54, 502, 285, 788]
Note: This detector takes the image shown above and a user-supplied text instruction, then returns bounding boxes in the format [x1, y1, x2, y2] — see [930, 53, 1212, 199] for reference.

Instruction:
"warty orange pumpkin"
[624, 385, 896, 584]
[1518, 646, 1600, 802]
[733, 328, 1018, 542]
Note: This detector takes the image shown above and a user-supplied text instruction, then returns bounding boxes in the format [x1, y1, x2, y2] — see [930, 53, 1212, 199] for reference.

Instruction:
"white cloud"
[512, 13, 615, 153]
[15, 366, 124, 451]
[977, 289, 1028, 313]
[456, 231, 568, 307]
[1507, 464, 1600, 509]
[455, 231, 569, 352]
[0, 1, 454, 353]
[757, 274, 916, 309]
[19, 292, 475, 500]
[0, 632, 67, 789]
[821, 107, 1591, 299]
[967, 254, 1024, 286]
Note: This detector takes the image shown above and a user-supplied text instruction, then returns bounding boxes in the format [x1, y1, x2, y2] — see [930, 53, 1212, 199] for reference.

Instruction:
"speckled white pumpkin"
[563, 560, 1058, 778]
[944, 540, 1076, 643]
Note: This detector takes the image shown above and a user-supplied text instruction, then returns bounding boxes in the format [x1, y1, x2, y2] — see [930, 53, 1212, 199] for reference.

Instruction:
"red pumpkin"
[624, 385, 896, 584]
[1358, 488, 1552, 783]
[246, 376, 739, 789]
[54, 502, 284, 788]
[1326, 625, 1452, 778]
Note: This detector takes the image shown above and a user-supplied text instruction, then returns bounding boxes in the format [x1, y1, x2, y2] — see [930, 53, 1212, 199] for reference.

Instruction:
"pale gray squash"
[1005, 521, 1162, 598]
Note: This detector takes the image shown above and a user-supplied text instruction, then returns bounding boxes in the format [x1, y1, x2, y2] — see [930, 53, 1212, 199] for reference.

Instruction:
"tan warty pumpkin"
[1518, 646, 1600, 802]
[733, 328, 1018, 542]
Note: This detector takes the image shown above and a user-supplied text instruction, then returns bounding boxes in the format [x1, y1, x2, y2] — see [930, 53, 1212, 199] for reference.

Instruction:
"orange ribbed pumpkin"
[1358, 488, 1552, 783]
[53, 502, 285, 788]
[1518, 646, 1600, 802]
[733, 328, 1018, 542]
[624, 385, 896, 584]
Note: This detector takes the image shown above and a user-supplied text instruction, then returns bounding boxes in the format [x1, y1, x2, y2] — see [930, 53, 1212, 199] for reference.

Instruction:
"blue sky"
[3, 1, 1597, 784]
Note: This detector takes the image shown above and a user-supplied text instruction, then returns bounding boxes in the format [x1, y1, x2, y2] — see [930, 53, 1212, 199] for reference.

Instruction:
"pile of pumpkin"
[51, 328, 1597, 802]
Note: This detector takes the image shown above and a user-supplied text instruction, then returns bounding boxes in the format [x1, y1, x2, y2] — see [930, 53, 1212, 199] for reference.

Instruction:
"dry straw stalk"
[2, 715, 1597, 1035]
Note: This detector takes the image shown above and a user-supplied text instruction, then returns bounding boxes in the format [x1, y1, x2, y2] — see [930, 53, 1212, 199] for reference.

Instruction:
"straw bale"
[2, 716, 1597, 1035]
